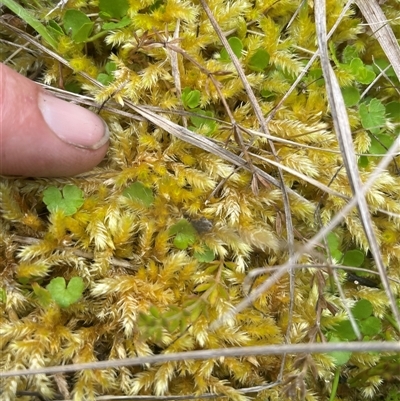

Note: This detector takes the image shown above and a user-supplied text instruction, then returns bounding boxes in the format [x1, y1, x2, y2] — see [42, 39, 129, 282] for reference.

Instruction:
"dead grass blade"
[314, 0, 400, 327]
[1, 342, 399, 378]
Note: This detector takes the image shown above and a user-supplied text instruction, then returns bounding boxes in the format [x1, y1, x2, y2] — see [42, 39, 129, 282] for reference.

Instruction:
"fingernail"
[38, 92, 109, 150]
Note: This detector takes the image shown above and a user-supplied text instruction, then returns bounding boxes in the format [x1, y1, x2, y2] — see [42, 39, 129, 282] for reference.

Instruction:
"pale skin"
[0, 63, 109, 177]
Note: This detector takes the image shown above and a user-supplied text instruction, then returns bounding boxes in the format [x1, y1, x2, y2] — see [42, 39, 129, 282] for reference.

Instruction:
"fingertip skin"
[0, 64, 109, 177]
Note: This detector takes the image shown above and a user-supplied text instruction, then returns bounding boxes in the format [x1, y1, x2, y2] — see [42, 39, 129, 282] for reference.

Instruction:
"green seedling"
[220, 37, 243, 61]
[342, 45, 360, 64]
[46, 276, 85, 308]
[182, 87, 201, 109]
[123, 181, 154, 207]
[97, 61, 117, 85]
[328, 298, 383, 400]
[43, 185, 84, 216]
[169, 219, 198, 250]
[248, 48, 270, 72]
[343, 249, 365, 267]
[182, 89, 217, 135]
[359, 98, 386, 135]
[345, 58, 376, 85]
[63, 9, 94, 43]
[190, 110, 217, 136]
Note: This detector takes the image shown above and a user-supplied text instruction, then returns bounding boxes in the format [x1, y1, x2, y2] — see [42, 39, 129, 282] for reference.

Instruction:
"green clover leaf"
[123, 182, 154, 207]
[359, 98, 386, 135]
[182, 88, 201, 109]
[43, 185, 84, 216]
[248, 48, 270, 72]
[220, 37, 243, 61]
[46, 277, 85, 308]
[169, 219, 197, 249]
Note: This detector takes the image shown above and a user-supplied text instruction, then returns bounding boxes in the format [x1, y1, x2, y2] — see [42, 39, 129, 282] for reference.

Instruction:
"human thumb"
[0, 63, 109, 177]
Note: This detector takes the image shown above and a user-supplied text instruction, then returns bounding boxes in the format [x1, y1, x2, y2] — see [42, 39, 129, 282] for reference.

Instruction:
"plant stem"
[2, 0, 58, 50]
[85, 30, 108, 43]
[329, 367, 341, 401]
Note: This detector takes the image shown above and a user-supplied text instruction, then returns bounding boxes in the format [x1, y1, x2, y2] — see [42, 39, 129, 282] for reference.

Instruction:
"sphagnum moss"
[1, 0, 400, 400]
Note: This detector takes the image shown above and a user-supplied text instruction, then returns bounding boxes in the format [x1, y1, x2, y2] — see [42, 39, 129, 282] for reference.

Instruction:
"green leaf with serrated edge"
[352, 299, 373, 320]
[220, 37, 243, 61]
[248, 48, 270, 72]
[359, 98, 386, 134]
[194, 246, 215, 262]
[182, 88, 201, 109]
[123, 182, 154, 207]
[342, 86, 360, 107]
[360, 316, 382, 336]
[102, 16, 131, 30]
[99, 0, 129, 18]
[347, 58, 375, 84]
[343, 249, 364, 267]
[334, 320, 357, 341]
[46, 276, 84, 308]
[369, 134, 394, 155]
[342, 45, 358, 64]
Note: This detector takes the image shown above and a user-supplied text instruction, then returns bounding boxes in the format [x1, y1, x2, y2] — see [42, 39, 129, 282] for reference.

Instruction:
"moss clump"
[1, 0, 400, 400]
